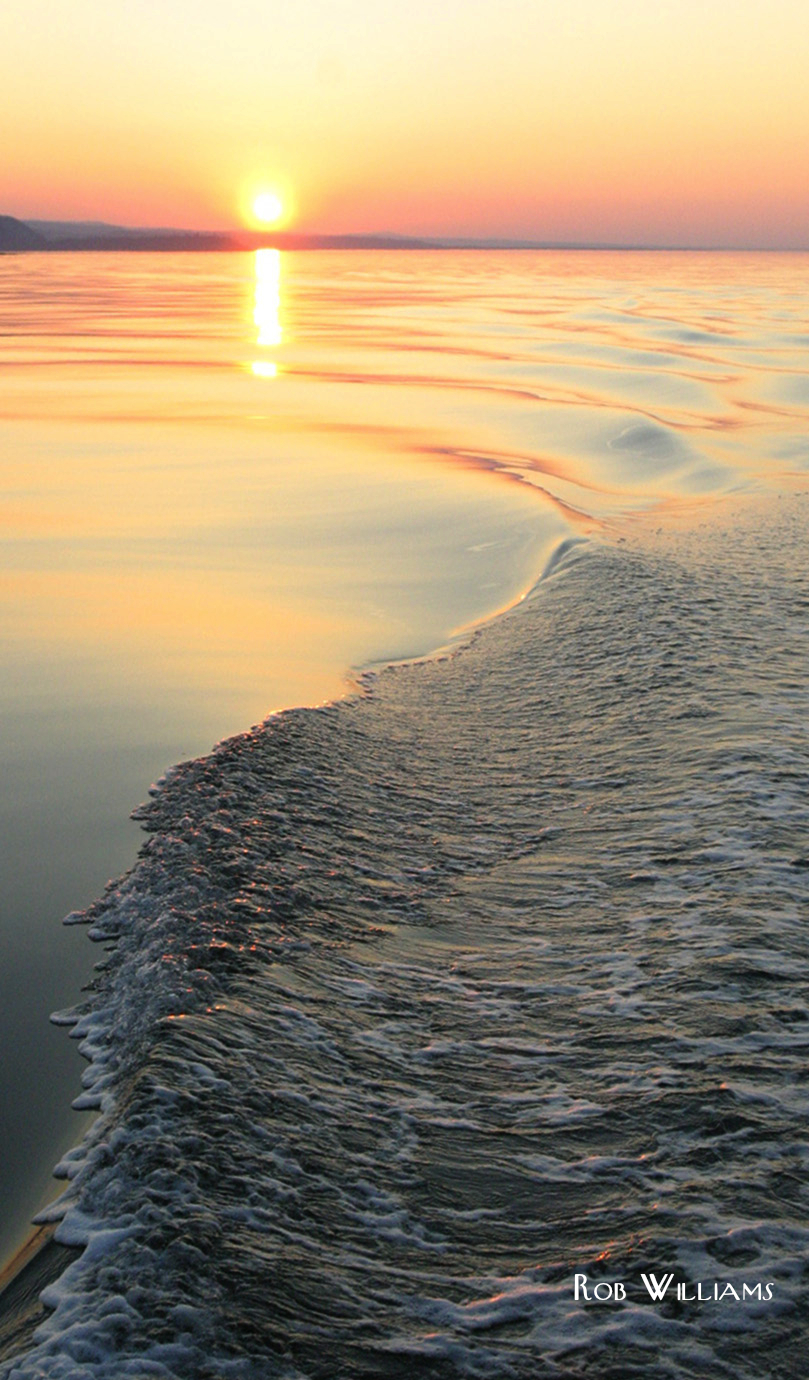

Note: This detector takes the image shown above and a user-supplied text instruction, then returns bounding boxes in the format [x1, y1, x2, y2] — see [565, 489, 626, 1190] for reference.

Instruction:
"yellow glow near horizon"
[2, 1, 809, 247]
[253, 191, 283, 224]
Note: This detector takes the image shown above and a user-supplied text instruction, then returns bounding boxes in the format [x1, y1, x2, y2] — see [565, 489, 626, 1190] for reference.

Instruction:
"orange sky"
[2, 0, 808, 246]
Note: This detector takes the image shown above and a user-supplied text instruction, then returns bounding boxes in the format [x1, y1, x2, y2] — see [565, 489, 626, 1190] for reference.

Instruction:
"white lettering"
[575, 1271, 774, 1305]
[641, 1272, 674, 1301]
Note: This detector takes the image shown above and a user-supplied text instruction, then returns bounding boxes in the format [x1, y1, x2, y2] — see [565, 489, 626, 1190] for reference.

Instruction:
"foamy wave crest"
[4, 502, 809, 1378]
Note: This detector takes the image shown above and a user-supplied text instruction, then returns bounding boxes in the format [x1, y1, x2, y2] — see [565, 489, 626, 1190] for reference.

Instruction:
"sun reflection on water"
[252, 360, 277, 379]
[252, 247, 282, 378]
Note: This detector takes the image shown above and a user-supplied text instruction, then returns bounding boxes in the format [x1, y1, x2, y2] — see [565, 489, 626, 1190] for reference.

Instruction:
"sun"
[253, 192, 284, 225]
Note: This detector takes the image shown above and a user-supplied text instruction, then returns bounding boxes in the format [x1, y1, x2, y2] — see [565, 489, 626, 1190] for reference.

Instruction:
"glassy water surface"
[0, 249, 807, 1276]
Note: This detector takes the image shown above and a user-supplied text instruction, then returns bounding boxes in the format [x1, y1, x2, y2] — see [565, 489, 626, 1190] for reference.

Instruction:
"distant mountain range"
[5, 214, 781, 254]
[28, 219, 438, 250]
[2, 214, 439, 253]
[1, 212, 660, 254]
[0, 215, 47, 250]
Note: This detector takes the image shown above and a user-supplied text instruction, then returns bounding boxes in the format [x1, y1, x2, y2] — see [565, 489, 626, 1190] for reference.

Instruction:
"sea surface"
[0, 250, 807, 1376]
[0, 248, 563, 1263]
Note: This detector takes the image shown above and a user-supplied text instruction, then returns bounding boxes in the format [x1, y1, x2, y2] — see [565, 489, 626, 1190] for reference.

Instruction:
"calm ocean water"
[0, 250, 807, 1376]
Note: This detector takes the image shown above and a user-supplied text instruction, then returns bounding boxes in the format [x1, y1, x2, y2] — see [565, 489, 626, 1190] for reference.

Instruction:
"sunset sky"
[2, 0, 808, 246]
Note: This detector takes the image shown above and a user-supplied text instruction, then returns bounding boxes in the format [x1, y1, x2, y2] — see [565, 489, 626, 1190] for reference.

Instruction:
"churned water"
[0, 250, 807, 1376]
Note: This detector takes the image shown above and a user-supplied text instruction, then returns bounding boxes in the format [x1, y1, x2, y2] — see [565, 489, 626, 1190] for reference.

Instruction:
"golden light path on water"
[0, 248, 573, 1267]
[252, 247, 282, 376]
[0, 248, 807, 1276]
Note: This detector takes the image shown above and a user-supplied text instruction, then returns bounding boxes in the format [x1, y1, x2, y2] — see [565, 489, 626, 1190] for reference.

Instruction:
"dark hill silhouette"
[0, 216, 46, 251]
[30, 227, 438, 252]
[8, 215, 755, 254]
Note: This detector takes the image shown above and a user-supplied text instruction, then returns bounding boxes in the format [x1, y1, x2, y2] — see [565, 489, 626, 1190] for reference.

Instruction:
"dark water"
[0, 247, 565, 1264]
[4, 494, 807, 1378]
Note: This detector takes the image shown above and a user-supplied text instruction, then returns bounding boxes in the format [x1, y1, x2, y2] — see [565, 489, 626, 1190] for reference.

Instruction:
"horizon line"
[4, 215, 808, 254]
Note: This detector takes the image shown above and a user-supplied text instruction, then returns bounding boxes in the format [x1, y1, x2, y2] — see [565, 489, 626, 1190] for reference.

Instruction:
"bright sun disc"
[253, 192, 283, 224]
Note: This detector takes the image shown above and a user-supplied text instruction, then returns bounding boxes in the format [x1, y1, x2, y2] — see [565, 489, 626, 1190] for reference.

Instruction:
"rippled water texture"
[0, 251, 808, 1374]
[3, 249, 565, 1262]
